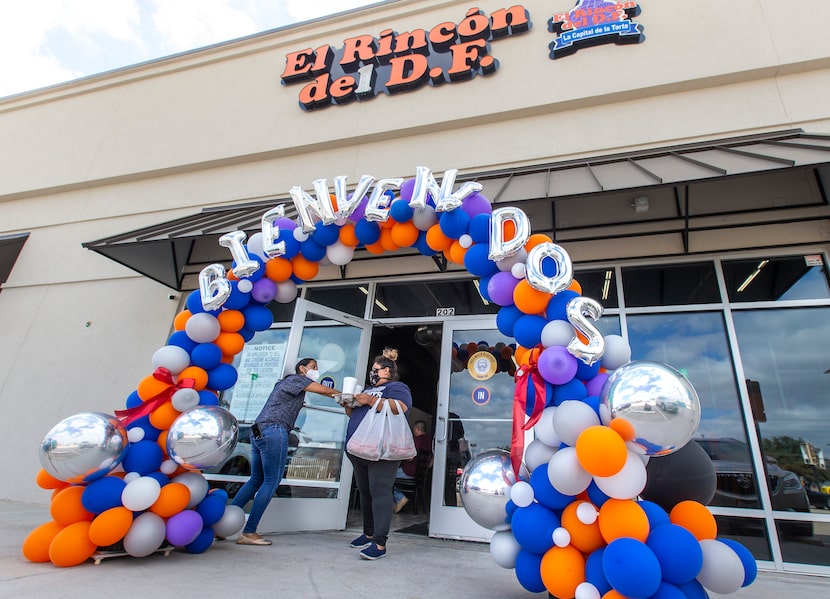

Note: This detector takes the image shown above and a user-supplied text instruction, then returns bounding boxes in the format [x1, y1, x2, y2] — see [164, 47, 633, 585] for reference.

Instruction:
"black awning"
[0, 232, 29, 288]
[83, 129, 830, 290]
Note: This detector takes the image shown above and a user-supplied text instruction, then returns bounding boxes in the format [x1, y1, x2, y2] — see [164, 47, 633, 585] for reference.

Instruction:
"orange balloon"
[670, 500, 717, 540]
[50, 486, 93, 526]
[514, 345, 530, 365]
[89, 507, 133, 547]
[603, 592, 628, 599]
[22, 521, 64, 562]
[425, 224, 453, 252]
[150, 482, 191, 518]
[157, 430, 169, 456]
[339, 222, 359, 247]
[540, 545, 585, 599]
[215, 331, 245, 357]
[364, 240, 386, 255]
[568, 278, 583, 295]
[390, 221, 419, 247]
[575, 426, 627, 477]
[560, 501, 604, 554]
[173, 310, 191, 331]
[291, 254, 319, 281]
[217, 309, 245, 333]
[149, 402, 181, 430]
[221, 354, 234, 364]
[137, 373, 172, 401]
[502, 219, 517, 241]
[598, 499, 650, 543]
[525, 233, 552, 251]
[609, 417, 635, 442]
[178, 366, 208, 390]
[264, 257, 293, 282]
[48, 521, 97, 567]
[513, 279, 552, 315]
[227, 270, 239, 281]
[378, 228, 399, 251]
[448, 240, 468, 265]
[379, 214, 395, 229]
[36, 468, 68, 490]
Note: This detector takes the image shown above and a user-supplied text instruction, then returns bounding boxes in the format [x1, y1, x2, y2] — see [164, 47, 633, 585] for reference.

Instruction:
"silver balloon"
[39, 412, 128, 483]
[459, 449, 516, 531]
[166, 406, 239, 470]
[333, 174, 375, 221]
[565, 296, 605, 366]
[199, 263, 231, 311]
[260, 204, 287, 259]
[218, 231, 260, 278]
[600, 361, 701, 456]
[488, 207, 531, 261]
[525, 242, 573, 295]
[363, 178, 403, 222]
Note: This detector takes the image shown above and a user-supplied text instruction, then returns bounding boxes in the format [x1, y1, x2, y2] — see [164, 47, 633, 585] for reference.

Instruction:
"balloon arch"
[28, 167, 757, 596]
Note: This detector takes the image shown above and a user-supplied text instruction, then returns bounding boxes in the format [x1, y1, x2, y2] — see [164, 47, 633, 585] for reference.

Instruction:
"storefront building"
[2, 0, 830, 574]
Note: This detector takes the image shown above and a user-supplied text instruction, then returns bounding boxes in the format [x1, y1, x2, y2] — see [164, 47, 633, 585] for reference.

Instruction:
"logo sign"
[320, 376, 336, 389]
[468, 350, 498, 381]
[548, 1, 644, 59]
[281, 6, 530, 111]
[472, 386, 491, 406]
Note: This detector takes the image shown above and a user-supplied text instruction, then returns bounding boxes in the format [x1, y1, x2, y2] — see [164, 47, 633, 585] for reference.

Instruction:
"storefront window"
[304, 285, 368, 317]
[622, 262, 720, 306]
[575, 268, 619, 309]
[373, 279, 499, 318]
[722, 255, 830, 302]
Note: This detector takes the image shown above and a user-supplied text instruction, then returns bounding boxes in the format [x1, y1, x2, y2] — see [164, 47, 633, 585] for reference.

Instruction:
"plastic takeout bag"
[347, 400, 416, 461]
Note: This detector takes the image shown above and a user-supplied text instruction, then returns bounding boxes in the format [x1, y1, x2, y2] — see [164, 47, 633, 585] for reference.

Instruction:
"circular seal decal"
[468, 350, 497, 381]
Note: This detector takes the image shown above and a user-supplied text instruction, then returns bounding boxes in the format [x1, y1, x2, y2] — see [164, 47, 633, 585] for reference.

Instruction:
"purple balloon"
[274, 216, 297, 231]
[166, 509, 204, 547]
[487, 271, 520, 306]
[586, 372, 609, 396]
[399, 178, 416, 201]
[348, 193, 370, 222]
[461, 192, 493, 218]
[537, 345, 579, 385]
[251, 278, 277, 303]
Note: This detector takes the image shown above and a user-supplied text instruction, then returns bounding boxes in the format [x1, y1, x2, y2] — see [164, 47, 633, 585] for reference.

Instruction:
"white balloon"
[160, 459, 178, 475]
[576, 501, 598, 525]
[510, 481, 535, 508]
[496, 248, 527, 272]
[247, 232, 268, 261]
[541, 320, 576, 348]
[152, 345, 191, 375]
[601, 334, 631, 371]
[185, 312, 221, 344]
[127, 428, 145, 443]
[697, 539, 746, 595]
[275, 279, 298, 303]
[598, 403, 612, 426]
[293, 228, 309, 242]
[123, 512, 166, 557]
[412, 205, 438, 231]
[510, 263, 526, 279]
[592, 449, 647, 500]
[459, 234, 473, 249]
[552, 527, 571, 547]
[489, 530, 521, 569]
[173, 471, 209, 508]
[237, 279, 253, 293]
[123, 471, 140, 483]
[547, 447, 592, 496]
[212, 504, 246, 538]
[171, 388, 200, 412]
[552, 400, 600, 447]
[121, 476, 161, 511]
[534, 407, 561, 448]
[326, 241, 355, 266]
[524, 439, 558, 472]
[575, 582, 601, 599]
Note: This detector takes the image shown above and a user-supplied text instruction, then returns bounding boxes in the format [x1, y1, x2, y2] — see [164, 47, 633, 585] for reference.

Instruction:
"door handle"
[436, 415, 448, 442]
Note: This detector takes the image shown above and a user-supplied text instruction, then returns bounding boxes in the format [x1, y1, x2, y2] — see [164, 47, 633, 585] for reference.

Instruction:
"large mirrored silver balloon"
[600, 360, 701, 456]
[39, 412, 128, 483]
[166, 406, 239, 470]
[459, 449, 516, 531]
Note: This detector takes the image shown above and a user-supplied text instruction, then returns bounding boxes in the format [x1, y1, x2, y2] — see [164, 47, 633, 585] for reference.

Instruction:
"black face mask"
[368, 368, 381, 386]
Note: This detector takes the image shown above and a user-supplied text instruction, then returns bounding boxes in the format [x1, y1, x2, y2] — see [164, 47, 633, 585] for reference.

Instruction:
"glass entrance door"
[429, 317, 517, 541]
[255, 298, 372, 532]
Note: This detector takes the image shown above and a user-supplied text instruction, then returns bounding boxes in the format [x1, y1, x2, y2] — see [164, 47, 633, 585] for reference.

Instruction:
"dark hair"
[295, 358, 315, 373]
[373, 347, 399, 380]
[413, 420, 427, 433]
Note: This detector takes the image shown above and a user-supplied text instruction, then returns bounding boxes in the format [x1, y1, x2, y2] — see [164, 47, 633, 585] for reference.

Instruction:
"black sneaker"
[359, 543, 386, 560]
[350, 534, 372, 548]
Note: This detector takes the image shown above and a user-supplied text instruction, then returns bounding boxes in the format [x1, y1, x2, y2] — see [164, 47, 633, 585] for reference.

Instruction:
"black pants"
[348, 453, 400, 547]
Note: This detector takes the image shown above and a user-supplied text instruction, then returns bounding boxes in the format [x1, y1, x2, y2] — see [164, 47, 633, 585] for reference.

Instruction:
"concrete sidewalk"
[2, 500, 827, 598]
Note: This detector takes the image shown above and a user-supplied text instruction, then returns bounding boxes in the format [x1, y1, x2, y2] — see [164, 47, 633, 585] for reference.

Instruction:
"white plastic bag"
[347, 401, 416, 462]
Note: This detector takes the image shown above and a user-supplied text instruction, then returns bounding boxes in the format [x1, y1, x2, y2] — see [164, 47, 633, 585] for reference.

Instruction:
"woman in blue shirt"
[346, 348, 413, 560]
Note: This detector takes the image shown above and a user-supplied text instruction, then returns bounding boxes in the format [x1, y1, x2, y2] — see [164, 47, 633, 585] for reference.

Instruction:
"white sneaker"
[394, 497, 409, 513]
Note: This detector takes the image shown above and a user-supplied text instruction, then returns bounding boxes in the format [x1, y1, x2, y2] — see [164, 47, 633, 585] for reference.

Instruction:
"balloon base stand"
[92, 546, 174, 565]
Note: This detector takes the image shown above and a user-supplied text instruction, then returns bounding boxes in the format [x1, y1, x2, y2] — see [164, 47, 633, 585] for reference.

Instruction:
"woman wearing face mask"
[345, 348, 412, 560]
[232, 358, 339, 545]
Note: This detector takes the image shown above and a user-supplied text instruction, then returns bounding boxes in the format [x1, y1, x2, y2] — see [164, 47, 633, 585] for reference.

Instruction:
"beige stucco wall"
[2, 0, 830, 503]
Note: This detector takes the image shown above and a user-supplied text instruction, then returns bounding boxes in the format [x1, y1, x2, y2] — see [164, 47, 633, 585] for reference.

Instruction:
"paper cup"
[342, 376, 358, 395]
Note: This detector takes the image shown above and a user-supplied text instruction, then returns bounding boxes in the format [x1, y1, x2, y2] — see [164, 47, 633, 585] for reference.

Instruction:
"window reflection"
[622, 262, 719, 306]
[723, 255, 830, 302]
[714, 515, 772, 561]
[575, 268, 619, 309]
[305, 285, 368, 317]
[374, 279, 500, 318]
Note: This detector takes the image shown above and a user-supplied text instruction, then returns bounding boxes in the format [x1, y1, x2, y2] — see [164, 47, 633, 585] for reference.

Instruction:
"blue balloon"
[223, 281, 251, 311]
[312, 223, 340, 246]
[190, 343, 222, 370]
[585, 547, 612, 596]
[125, 390, 142, 409]
[468, 213, 491, 244]
[603, 538, 662, 599]
[242, 304, 273, 332]
[196, 493, 226, 526]
[511, 503, 560, 554]
[354, 219, 381, 245]
[651, 582, 687, 599]
[122, 440, 164, 476]
[496, 305, 523, 337]
[146, 471, 170, 487]
[513, 314, 548, 349]
[209, 488, 229, 503]
[530, 463, 575, 510]
[718, 538, 757, 587]
[127, 416, 161, 442]
[464, 244, 498, 277]
[647, 524, 703, 584]
[238, 326, 255, 342]
[575, 358, 601, 381]
[198, 390, 220, 406]
[186, 290, 219, 315]
[438, 207, 470, 239]
[232, 255, 264, 282]
[207, 363, 238, 391]
[299, 238, 326, 262]
[586, 480, 611, 508]
[185, 526, 216, 554]
[676, 579, 709, 599]
[81, 476, 127, 514]
[414, 231, 438, 256]
[277, 230, 300, 259]
[581, 394, 601, 418]
[390, 199, 414, 222]
[168, 330, 198, 353]
[505, 499, 518, 523]
[514, 549, 546, 593]
[552, 378, 588, 405]
[638, 499, 671, 530]
[545, 290, 579, 322]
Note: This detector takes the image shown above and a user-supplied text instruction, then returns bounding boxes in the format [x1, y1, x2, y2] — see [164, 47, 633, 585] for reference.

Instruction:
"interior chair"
[394, 448, 433, 514]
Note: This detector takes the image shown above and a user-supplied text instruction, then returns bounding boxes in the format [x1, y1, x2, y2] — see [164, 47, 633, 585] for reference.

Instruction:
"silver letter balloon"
[39, 412, 128, 483]
[600, 360, 701, 456]
[166, 405, 239, 470]
[459, 449, 515, 531]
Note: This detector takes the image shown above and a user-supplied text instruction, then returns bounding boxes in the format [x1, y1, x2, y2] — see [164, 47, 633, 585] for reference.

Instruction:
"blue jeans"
[393, 467, 413, 503]
[231, 423, 289, 534]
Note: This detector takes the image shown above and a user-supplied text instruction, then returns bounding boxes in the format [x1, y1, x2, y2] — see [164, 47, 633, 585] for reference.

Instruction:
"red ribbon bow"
[115, 367, 196, 426]
[511, 348, 547, 479]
